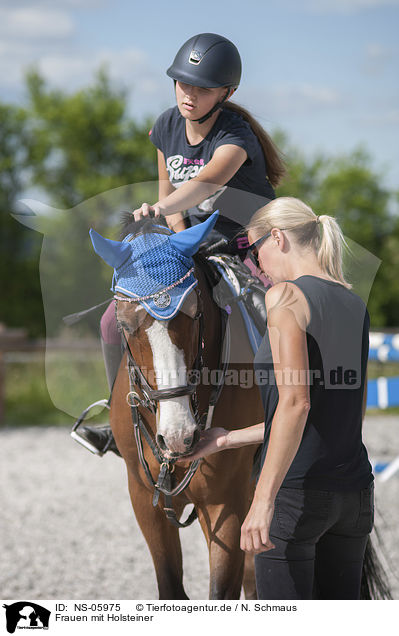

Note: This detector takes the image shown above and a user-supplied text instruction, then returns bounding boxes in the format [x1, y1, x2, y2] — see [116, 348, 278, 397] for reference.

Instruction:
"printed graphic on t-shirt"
[166, 154, 205, 184]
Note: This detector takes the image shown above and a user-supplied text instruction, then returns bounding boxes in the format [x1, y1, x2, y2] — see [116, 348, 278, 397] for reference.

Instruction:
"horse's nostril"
[156, 434, 167, 451]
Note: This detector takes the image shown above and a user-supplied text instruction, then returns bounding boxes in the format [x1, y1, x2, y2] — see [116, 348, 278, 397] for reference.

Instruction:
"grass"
[4, 352, 108, 426]
[367, 361, 399, 415]
[368, 361, 399, 380]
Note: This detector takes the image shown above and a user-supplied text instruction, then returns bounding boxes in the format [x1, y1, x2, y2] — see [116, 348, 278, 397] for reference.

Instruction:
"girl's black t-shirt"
[254, 275, 374, 491]
[150, 106, 275, 240]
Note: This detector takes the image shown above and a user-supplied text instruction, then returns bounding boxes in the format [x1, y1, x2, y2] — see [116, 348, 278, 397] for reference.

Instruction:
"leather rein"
[115, 283, 229, 528]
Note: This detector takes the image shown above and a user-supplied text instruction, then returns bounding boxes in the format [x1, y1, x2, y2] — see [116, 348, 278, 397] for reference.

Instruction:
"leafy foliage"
[25, 68, 157, 207]
[276, 138, 399, 325]
[0, 103, 44, 335]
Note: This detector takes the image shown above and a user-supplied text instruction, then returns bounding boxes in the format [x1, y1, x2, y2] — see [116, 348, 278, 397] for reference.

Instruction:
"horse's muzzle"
[156, 428, 201, 458]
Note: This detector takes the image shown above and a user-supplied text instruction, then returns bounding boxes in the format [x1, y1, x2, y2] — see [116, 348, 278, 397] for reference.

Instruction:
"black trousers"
[254, 483, 374, 600]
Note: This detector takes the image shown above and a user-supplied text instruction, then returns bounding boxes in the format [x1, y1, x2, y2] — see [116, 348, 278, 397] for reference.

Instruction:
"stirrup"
[71, 399, 111, 456]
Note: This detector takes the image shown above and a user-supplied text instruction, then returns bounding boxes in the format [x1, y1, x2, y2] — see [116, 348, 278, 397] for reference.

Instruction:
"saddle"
[196, 239, 268, 353]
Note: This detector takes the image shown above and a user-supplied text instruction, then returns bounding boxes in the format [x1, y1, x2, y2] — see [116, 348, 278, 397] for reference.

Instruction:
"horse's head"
[90, 212, 219, 457]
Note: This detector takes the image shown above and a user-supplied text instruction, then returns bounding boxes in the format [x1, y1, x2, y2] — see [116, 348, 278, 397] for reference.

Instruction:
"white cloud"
[0, 7, 74, 40]
[253, 83, 344, 117]
[0, 0, 107, 8]
[278, 84, 341, 105]
[36, 48, 159, 93]
[0, 2, 163, 104]
[0, 5, 120, 98]
[363, 43, 393, 74]
[0, 36, 170, 119]
[0, 40, 47, 90]
[360, 109, 399, 125]
[236, 83, 347, 132]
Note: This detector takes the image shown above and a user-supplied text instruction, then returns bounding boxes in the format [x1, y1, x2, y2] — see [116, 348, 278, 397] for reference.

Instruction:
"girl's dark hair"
[223, 101, 286, 188]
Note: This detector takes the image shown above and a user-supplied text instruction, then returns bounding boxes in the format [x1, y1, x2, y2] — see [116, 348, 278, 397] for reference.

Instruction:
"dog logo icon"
[2, 602, 51, 633]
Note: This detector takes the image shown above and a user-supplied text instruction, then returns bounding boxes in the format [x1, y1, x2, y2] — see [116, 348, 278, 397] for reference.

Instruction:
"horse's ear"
[89, 228, 132, 269]
[169, 210, 219, 257]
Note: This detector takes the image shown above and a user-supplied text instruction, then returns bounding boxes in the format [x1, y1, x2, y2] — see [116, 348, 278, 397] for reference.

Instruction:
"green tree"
[315, 149, 395, 325]
[8, 70, 160, 336]
[0, 103, 44, 335]
[275, 130, 328, 203]
[26, 68, 157, 207]
[276, 140, 398, 326]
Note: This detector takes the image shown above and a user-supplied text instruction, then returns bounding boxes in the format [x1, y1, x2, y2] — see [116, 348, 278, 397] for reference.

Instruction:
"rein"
[116, 281, 229, 529]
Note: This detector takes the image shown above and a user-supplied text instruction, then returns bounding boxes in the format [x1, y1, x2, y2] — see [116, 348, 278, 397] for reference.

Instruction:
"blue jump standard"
[366, 376, 399, 409]
[373, 462, 390, 473]
[369, 331, 399, 362]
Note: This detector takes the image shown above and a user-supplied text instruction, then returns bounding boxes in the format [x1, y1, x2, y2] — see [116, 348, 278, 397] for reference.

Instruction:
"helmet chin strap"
[193, 88, 231, 125]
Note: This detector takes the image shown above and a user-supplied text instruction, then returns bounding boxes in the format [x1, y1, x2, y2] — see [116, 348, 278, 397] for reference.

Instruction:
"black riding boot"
[71, 339, 123, 456]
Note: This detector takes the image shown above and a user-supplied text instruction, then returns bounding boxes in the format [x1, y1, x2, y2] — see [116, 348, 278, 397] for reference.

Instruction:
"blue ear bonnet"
[113, 230, 196, 319]
[90, 211, 219, 320]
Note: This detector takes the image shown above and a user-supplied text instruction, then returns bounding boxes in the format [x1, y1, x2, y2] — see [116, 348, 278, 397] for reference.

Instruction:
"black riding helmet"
[167, 33, 242, 124]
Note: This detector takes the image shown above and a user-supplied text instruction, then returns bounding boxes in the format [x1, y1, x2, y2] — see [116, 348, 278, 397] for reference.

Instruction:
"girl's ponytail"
[223, 101, 286, 188]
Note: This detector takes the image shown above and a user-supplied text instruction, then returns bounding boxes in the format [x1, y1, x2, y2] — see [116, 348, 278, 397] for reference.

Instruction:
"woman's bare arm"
[240, 283, 311, 553]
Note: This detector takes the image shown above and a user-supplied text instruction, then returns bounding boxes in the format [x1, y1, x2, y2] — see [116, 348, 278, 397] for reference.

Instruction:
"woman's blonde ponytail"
[317, 215, 351, 288]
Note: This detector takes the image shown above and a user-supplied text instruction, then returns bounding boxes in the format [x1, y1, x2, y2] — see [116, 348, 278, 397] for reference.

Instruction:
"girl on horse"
[184, 196, 374, 600]
[132, 32, 284, 237]
[76, 32, 285, 455]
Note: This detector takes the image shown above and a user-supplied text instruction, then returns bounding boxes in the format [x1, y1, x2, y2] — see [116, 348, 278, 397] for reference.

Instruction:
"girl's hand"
[240, 499, 276, 554]
[133, 202, 165, 221]
[173, 427, 230, 462]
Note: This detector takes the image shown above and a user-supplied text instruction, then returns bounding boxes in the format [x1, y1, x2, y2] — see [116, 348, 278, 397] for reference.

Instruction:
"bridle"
[115, 276, 229, 528]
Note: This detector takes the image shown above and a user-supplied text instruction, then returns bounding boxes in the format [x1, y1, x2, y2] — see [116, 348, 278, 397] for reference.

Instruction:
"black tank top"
[254, 275, 373, 491]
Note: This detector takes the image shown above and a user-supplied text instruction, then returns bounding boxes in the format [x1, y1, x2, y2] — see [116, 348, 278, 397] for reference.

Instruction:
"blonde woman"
[185, 197, 374, 600]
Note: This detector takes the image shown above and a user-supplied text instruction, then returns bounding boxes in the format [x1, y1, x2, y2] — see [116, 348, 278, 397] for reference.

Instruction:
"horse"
[90, 210, 264, 599]
[89, 211, 392, 601]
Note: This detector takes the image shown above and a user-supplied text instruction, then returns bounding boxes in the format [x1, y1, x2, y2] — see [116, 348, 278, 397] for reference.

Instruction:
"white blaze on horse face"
[145, 320, 197, 454]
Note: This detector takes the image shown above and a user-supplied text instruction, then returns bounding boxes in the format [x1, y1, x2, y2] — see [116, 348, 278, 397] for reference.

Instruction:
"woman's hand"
[173, 427, 230, 462]
[240, 498, 276, 554]
[133, 202, 165, 221]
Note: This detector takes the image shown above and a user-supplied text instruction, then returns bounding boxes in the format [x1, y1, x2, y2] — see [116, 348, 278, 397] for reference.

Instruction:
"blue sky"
[1, 0, 398, 192]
